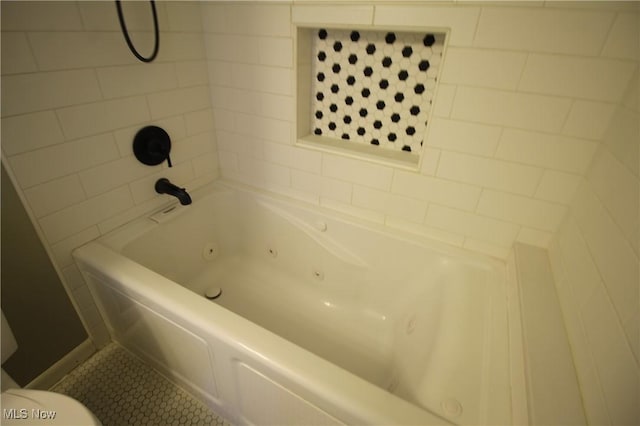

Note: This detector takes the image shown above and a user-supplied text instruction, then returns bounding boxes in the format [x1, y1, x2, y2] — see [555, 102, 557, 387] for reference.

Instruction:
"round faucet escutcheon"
[133, 126, 172, 167]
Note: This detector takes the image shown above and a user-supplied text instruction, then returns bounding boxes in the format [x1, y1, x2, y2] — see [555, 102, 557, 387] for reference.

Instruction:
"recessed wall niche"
[296, 27, 446, 169]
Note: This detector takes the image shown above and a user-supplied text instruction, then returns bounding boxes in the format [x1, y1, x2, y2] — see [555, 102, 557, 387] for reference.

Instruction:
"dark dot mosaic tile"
[311, 28, 444, 156]
[52, 343, 230, 426]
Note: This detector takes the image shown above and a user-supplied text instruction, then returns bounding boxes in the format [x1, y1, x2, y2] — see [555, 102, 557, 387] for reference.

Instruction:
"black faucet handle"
[133, 126, 173, 168]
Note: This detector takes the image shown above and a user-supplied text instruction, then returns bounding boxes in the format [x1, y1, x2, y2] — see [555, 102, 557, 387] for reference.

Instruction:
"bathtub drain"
[205, 286, 222, 300]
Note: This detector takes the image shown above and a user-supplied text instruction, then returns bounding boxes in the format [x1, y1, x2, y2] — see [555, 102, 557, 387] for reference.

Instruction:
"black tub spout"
[155, 178, 192, 205]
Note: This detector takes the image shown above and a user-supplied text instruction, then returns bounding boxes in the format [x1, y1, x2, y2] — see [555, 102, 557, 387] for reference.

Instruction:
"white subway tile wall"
[548, 68, 638, 425]
[472, 7, 615, 55]
[201, 1, 636, 258]
[1, 1, 217, 345]
[2, 2, 638, 423]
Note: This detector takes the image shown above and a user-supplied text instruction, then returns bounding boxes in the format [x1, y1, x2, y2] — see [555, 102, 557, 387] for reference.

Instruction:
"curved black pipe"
[115, 0, 159, 63]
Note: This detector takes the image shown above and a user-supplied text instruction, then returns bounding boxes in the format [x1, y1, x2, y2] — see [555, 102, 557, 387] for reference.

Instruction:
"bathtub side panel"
[234, 362, 345, 426]
[76, 256, 447, 426]
[82, 271, 221, 407]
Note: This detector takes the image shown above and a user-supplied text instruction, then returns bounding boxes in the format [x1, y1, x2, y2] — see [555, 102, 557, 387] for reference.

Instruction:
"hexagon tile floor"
[52, 343, 231, 426]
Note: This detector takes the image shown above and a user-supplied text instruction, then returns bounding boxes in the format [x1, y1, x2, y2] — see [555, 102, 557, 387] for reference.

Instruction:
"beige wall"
[1, 165, 87, 385]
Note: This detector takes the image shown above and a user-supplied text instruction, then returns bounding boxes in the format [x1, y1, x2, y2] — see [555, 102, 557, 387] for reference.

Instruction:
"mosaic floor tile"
[52, 343, 231, 426]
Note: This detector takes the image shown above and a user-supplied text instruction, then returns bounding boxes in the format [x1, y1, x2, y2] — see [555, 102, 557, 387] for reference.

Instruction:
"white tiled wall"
[205, 1, 637, 258]
[1, 1, 218, 345]
[548, 66, 639, 425]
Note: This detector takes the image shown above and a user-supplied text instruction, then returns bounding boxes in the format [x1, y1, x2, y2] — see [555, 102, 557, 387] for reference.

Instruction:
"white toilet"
[1, 311, 102, 425]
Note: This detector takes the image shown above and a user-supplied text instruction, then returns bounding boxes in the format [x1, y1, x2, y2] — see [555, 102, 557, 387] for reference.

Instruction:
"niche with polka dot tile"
[311, 28, 444, 157]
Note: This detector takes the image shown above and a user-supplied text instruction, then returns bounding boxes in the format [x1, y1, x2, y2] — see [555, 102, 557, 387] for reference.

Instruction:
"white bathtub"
[74, 182, 517, 425]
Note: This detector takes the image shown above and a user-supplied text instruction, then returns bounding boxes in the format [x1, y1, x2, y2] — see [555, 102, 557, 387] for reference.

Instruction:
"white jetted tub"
[74, 183, 517, 425]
